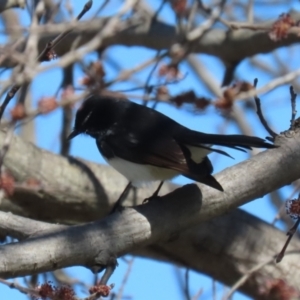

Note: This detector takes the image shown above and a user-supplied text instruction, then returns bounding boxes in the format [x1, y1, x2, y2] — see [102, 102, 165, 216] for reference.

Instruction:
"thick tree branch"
[0, 0, 25, 12]
[1, 129, 300, 297]
[0, 211, 65, 240]
[0, 184, 203, 278]
[2, 11, 300, 68]
[0, 207, 299, 299]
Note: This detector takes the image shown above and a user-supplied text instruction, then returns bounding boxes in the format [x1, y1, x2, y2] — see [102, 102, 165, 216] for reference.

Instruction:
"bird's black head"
[68, 95, 122, 140]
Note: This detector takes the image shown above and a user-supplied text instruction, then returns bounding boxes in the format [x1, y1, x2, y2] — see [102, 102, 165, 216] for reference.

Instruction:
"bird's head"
[68, 95, 117, 140]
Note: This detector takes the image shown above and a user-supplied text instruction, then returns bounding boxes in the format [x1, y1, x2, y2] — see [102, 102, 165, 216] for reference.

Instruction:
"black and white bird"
[68, 95, 274, 205]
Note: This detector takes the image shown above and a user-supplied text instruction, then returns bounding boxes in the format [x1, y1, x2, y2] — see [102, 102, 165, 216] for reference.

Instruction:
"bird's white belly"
[104, 146, 211, 187]
[105, 157, 179, 187]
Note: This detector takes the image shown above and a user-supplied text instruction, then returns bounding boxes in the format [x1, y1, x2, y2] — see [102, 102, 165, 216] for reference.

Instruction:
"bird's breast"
[103, 156, 179, 187]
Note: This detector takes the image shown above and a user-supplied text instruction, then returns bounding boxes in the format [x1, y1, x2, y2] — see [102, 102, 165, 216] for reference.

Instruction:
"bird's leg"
[143, 181, 164, 204]
[110, 182, 132, 214]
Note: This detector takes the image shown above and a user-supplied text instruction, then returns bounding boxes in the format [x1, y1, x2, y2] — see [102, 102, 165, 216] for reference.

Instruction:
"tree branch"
[0, 184, 203, 278]
[0, 129, 300, 297]
[2, 11, 300, 68]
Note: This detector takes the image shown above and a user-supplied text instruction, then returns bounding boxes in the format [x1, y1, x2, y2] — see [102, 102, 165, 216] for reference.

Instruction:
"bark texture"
[2, 11, 300, 68]
[0, 129, 300, 298]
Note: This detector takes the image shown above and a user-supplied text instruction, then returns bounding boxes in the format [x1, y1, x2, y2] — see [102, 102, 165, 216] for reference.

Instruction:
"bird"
[68, 95, 275, 210]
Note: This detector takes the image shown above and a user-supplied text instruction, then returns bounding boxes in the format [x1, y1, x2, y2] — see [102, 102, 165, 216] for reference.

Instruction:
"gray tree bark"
[2, 11, 300, 68]
[0, 127, 300, 299]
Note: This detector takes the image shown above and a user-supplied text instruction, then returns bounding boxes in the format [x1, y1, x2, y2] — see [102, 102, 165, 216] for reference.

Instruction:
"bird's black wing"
[97, 126, 187, 170]
[96, 126, 223, 190]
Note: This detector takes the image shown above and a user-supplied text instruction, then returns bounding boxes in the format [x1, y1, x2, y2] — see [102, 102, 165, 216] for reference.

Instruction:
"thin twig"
[60, 65, 74, 156]
[0, 0, 93, 122]
[82, 286, 114, 300]
[212, 279, 216, 300]
[0, 16, 139, 102]
[150, 0, 167, 26]
[115, 257, 134, 300]
[110, 182, 132, 214]
[191, 288, 203, 300]
[0, 91, 88, 130]
[253, 78, 277, 139]
[184, 268, 191, 300]
[0, 276, 112, 300]
[186, 0, 226, 41]
[37, 0, 93, 62]
[289, 85, 297, 129]
[0, 85, 21, 121]
[99, 259, 118, 285]
[276, 218, 300, 263]
[140, 49, 163, 107]
[92, 0, 110, 18]
[224, 257, 275, 299]
[237, 67, 300, 101]
[0, 278, 40, 297]
[271, 184, 300, 226]
[105, 53, 167, 88]
[117, 74, 185, 94]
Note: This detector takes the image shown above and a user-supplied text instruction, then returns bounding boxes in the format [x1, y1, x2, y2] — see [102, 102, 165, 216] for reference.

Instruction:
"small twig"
[99, 259, 117, 286]
[186, 0, 226, 42]
[150, 0, 167, 26]
[237, 67, 300, 101]
[0, 85, 21, 121]
[60, 65, 74, 156]
[271, 184, 300, 226]
[52, 269, 83, 287]
[115, 257, 134, 300]
[0, 91, 88, 130]
[186, 0, 199, 32]
[141, 50, 163, 107]
[0, 1, 93, 122]
[105, 53, 167, 88]
[212, 279, 216, 300]
[0, 276, 111, 300]
[191, 288, 203, 300]
[253, 78, 277, 139]
[83, 285, 114, 300]
[184, 268, 191, 300]
[289, 85, 297, 129]
[37, 0, 93, 62]
[222, 61, 240, 87]
[92, 0, 110, 17]
[0, 278, 40, 297]
[110, 182, 132, 214]
[224, 257, 275, 299]
[276, 217, 300, 263]
[116, 74, 185, 94]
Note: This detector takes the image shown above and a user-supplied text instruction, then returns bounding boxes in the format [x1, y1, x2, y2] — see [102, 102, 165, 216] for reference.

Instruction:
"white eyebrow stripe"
[82, 110, 93, 125]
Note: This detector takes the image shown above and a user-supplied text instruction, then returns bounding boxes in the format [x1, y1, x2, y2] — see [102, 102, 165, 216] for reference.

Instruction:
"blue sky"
[1, 1, 300, 299]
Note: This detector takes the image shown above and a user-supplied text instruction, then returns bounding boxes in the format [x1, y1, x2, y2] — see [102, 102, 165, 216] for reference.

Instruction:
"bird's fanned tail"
[180, 130, 275, 153]
[183, 156, 224, 191]
[178, 131, 275, 191]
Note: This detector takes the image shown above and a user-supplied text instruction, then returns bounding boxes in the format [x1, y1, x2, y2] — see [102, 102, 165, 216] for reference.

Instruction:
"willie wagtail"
[68, 95, 275, 206]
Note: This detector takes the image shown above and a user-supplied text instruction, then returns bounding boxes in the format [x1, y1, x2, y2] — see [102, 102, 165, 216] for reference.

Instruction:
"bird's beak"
[67, 130, 80, 140]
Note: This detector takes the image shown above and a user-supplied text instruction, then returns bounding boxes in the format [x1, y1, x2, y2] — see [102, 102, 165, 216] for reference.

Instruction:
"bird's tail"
[183, 156, 224, 191]
[181, 130, 275, 153]
[178, 130, 275, 191]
